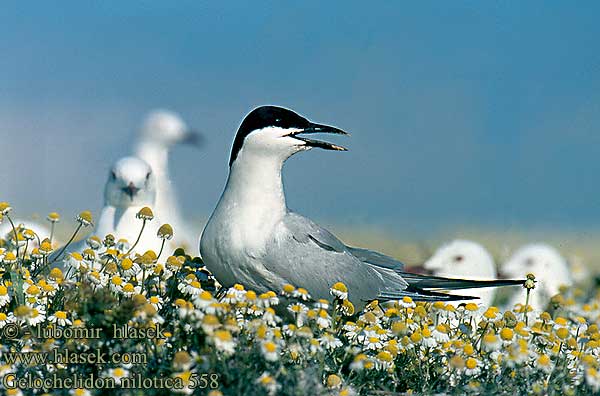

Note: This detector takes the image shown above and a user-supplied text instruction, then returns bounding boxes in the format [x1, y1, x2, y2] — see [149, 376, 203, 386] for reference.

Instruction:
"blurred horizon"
[2, 2, 600, 240]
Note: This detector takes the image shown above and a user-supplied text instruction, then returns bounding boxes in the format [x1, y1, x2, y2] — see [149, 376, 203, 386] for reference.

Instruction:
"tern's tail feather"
[398, 272, 525, 290]
[377, 287, 480, 302]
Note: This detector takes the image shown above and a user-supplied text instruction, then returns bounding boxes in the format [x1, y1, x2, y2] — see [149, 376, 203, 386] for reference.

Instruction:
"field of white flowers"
[0, 203, 599, 395]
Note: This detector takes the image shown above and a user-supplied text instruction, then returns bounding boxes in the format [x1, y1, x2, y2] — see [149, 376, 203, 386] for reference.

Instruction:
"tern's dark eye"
[145, 172, 151, 181]
[110, 171, 116, 180]
[454, 255, 464, 262]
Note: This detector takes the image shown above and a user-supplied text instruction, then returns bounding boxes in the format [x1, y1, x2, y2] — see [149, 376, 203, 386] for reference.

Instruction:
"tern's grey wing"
[345, 246, 405, 271]
[261, 212, 408, 305]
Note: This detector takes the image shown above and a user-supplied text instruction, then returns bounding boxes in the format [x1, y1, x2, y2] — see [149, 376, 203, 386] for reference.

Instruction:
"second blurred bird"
[133, 110, 202, 251]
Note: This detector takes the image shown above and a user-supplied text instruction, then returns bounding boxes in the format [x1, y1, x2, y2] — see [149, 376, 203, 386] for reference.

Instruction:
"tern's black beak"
[123, 183, 140, 200]
[180, 129, 204, 148]
[289, 122, 348, 151]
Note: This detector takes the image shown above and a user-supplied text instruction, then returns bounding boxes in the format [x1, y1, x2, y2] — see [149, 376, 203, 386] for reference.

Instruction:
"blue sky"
[1, 2, 600, 235]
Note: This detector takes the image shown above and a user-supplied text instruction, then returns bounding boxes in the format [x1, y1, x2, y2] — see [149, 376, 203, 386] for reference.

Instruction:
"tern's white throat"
[221, 150, 289, 233]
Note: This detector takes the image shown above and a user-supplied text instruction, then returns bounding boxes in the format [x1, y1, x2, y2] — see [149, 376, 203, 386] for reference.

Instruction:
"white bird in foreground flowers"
[133, 110, 202, 251]
[199, 105, 524, 309]
[422, 240, 498, 307]
[501, 243, 573, 311]
[53, 156, 163, 259]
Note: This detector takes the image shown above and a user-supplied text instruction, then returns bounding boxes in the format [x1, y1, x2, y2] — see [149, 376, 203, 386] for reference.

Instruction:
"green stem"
[524, 288, 531, 326]
[157, 239, 166, 260]
[6, 214, 20, 263]
[125, 220, 147, 256]
[22, 240, 29, 262]
[141, 267, 146, 294]
[49, 223, 56, 245]
[49, 223, 83, 265]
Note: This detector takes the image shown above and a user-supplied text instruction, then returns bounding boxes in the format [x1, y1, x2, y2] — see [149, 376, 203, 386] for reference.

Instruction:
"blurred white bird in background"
[568, 254, 591, 285]
[422, 240, 498, 307]
[0, 219, 52, 248]
[133, 110, 201, 252]
[52, 156, 162, 262]
[501, 243, 573, 312]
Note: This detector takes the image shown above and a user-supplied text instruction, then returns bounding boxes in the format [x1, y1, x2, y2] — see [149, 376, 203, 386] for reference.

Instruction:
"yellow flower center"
[263, 341, 277, 353]
[466, 357, 477, 370]
[215, 330, 232, 342]
[121, 258, 133, 270]
[500, 328, 514, 341]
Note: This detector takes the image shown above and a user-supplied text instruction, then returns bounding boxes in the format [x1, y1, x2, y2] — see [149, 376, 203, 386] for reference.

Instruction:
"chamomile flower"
[343, 321, 361, 339]
[157, 223, 174, 240]
[0, 284, 10, 307]
[47, 212, 60, 223]
[87, 270, 108, 287]
[375, 350, 395, 370]
[69, 390, 91, 396]
[464, 357, 481, 376]
[500, 327, 514, 344]
[431, 324, 450, 343]
[421, 326, 437, 348]
[261, 340, 280, 362]
[178, 275, 203, 296]
[537, 354, 554, 374]
[121, 282, 141, 297]
[211, 329, 236, 355]
[103, 367, 129, 385]
[66, 252, 85, 271]
[399, 296, 416, 309]
[27, 305, 46, 326]
[349, 353, 371, 371]
[3, 252, 17, 266]
[292, 287, 311, 301]
[22, 228, 36, 241]
[363, 334, 385, 351]
[48, 311, 72, 326]
[255, 372, 281, 396]
[136, 207, 154, 221]
[120, 258, 141, 277]
[76, 210, 93, 227]
[0, 312, 13, 328]
[86, 236, 102, 250]
[116, 238, 130, 252]
[281, 283, 295, 297]
[482, 332, 501, 352]
[319, 332, 343, 350]
[109, 275, 124, 293]
[262, 308, 280, 327]
[0, 202, 12, 215]
[330, 282, 348, 300]
[315, 309, 332, 329]
[192, 290, 215, 310]
[314, 299, 330, 310]
[148, 295, 164, 310]
[586, 368, 600, 392]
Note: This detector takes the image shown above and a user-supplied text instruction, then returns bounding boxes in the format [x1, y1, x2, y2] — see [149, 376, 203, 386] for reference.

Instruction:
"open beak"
[180, 129, 204, 148]
[288, 122, 348, 151]
[122, 183, 140, 201]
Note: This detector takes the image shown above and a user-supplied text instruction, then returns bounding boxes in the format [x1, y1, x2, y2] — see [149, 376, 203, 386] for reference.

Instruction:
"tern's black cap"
[229, 106, 310, 166]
